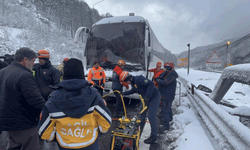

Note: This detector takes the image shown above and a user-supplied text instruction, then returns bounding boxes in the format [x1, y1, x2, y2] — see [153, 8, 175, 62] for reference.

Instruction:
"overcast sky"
[84, 0, 250, 54]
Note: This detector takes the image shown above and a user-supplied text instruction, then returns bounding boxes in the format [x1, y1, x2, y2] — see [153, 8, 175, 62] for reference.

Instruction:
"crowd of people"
[0, 47, 178, 150]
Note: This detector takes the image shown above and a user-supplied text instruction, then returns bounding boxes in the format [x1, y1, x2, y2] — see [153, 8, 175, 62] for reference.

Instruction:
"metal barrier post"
[177, 80, 181, 106]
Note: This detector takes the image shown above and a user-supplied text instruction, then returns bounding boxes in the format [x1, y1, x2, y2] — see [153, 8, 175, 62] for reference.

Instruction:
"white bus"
[75, 14, 172, 99]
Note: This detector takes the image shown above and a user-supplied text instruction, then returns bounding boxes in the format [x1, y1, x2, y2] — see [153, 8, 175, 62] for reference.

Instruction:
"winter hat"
[63, 58, 85, 80]
[164, 62, 174, 71]
[63, 58, 69, 64]
[93, 60, 99, 65]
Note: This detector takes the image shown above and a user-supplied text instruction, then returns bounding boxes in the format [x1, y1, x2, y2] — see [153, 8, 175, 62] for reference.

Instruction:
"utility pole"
[93, 0, 104, 9]
[91, 0, 104, 24]
[226, 41, 231, 67]
[187, 43, 190, 75]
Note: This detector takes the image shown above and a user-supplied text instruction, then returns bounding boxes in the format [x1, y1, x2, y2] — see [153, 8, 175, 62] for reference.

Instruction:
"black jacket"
[157, 70, 178, 101]
[123, 75, 160, 101]
[0, 62, 45, 131]
[33, 61, 60, 100]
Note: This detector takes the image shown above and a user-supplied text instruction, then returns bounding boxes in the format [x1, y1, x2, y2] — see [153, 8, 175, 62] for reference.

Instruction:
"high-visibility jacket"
[38, 79, 111, 149]
[149, 68, 164, 88]
[87, 67, 106, 87]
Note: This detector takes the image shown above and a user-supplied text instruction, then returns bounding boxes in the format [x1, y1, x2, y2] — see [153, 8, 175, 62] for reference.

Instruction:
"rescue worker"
[120, 71, 160, 144]
[87, 60, 106, 96]
[38, 58, 111, 150]
[112, 60, 129, 117]
[155, 62, 178, 131]
[0, 47, 45, 150]
[33, 49, 61, 100]
[148, 61, 164, 88]
[57, 58, 69, 81]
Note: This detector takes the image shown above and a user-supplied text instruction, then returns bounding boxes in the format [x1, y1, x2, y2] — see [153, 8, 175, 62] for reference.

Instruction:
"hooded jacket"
[38, 79, 111, 150]
[157, 70, 179, 101]
[123, 75, 160, 101]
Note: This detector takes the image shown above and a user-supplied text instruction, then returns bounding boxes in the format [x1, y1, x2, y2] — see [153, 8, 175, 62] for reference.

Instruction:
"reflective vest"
[87, 67, 106, 86]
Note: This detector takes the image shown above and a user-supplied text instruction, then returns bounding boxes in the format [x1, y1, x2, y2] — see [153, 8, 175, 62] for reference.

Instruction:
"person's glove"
[87, 83, 93, 86]
[94, 84, 99, 89]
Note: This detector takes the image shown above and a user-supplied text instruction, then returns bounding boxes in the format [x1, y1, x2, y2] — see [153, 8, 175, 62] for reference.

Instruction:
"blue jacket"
[123, 75, 160, 101]
[157, 70, 178, 101]
[38, 79, 111, 150]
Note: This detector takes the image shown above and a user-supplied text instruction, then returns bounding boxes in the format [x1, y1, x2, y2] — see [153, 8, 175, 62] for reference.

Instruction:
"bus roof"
[93, 16, 147, 26]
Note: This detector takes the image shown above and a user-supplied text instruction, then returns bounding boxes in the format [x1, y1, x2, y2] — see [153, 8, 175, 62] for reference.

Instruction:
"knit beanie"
[63, 58, 85, 80]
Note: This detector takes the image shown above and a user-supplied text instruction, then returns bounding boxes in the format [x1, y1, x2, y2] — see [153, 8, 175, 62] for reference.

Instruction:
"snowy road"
[1, 68, 250, 150]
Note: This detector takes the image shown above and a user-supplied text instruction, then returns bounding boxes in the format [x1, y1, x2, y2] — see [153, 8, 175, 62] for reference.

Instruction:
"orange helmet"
[117, 60, 126, 66]
[164, 62, 174, 68]
[119, 71, 129, 82]
[156, 62, 162, 67]
[63, 58, 69, 62]
[37, 49, 50, 58]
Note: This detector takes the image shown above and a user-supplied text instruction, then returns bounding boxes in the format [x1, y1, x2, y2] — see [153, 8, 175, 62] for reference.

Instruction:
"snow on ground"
[177, 68, 250, 108]
[138, 67, 250, 150]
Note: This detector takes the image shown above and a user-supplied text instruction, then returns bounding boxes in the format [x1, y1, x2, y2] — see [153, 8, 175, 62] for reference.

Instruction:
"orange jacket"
[149, 68, 164, 87]
[87, 67, 106, 87]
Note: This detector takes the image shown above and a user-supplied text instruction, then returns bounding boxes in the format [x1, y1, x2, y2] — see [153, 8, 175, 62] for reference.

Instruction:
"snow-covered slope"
[177, 34, 250, 68]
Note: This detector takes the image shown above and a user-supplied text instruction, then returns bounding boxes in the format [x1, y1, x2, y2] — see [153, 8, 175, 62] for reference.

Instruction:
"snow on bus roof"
[93, 16, 147, 26]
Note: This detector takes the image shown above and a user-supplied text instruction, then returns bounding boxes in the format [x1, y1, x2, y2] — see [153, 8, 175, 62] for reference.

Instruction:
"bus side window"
[148, 32, 151, 47]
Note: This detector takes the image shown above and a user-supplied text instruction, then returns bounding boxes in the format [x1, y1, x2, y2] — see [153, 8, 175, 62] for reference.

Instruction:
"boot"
[144, 136, 157, 144]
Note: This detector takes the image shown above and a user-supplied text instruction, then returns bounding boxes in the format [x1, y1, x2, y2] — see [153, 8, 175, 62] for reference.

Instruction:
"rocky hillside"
[0, 0, 108, 64]
[177, 33, 250, 68]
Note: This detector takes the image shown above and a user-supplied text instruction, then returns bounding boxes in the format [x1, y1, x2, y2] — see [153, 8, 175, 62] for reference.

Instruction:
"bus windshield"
[85, 22, 145, 70]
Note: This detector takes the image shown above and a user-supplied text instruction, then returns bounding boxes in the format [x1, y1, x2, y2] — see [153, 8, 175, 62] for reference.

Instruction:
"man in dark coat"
[155, 62, 178, 131]
[33, 49, 61, 100]
[0, 47, 46, 150]
[121, 71, 160, 144]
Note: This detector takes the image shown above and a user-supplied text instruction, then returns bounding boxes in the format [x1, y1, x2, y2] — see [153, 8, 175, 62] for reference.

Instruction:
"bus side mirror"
[74, 27, 90, 43]
[86, 29, 90, 34]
